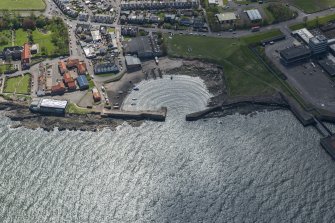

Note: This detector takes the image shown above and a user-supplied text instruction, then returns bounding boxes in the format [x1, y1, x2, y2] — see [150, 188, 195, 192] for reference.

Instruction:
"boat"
[170, 76, 173, 80]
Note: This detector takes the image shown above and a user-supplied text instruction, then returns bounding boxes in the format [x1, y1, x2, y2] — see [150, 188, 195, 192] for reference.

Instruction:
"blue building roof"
[77, 75, 89, 89]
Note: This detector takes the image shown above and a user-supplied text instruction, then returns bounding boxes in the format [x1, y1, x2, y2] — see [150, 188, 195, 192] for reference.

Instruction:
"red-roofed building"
[58, 61, 67, 75]
[67, 81, 77, 91]
[51, 82, 65, 95]
[63, 72, 74, 85]
[21, 43, 30, 64]
[66, 59, 79, 69]
[77, 62, 87, 75]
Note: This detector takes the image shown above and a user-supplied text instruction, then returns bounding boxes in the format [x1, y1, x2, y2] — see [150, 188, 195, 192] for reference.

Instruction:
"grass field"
[32, 30, 55, 55]
[164, 30, 283, 97]
[66, 102, 90, 115]
[0, 0, 45, 10]
[0, 64, 13, 73]
[4, 74, 31, 94]
[289, 0, 335, 13]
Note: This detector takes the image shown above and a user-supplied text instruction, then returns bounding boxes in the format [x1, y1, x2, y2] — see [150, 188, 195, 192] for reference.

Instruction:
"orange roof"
[51, 82, 65, 92]
[67, 81, 76, 89]
[63, 72, 73, 83]
[22, 43, 30, 60]
[58, 61, 67, 71]
[67, 59, 79, 68]
[77, 62, 87, 74]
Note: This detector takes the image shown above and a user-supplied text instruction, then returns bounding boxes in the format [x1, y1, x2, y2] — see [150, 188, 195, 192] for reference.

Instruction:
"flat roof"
[280, 46, 311, 60]
[125, 55, 141, 65]
[246, 9, 262, 21]
[319, 59, 335, 76]
[292, 28, 314, 44]
[216, 13, 236, 22]
[91, 30, 101, 41]
[310, 35, 328, 44]
[40, 98, 68, 109]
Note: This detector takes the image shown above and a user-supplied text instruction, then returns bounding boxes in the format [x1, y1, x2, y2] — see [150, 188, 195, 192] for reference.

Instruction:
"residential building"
[92, 87, 101, 102]
[77, 75, 89, 90]
[51, 82, 66, 95]
[216, 13, 237, 24]
[58, 61, 67, 75]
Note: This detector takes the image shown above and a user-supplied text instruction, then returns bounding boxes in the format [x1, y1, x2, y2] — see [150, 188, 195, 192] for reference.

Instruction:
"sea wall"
[101, 107, 167, 121]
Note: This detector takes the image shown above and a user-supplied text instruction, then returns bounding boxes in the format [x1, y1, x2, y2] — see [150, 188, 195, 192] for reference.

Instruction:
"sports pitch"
[0, 0, 45, 11]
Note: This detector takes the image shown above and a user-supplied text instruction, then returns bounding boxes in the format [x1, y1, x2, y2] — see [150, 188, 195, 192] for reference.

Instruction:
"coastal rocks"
[0, 100, 143, 132]
[165, 60, 226, 106]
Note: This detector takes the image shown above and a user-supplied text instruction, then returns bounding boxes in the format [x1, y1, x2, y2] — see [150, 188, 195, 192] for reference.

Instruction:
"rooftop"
[280, 46, 311, 60]
[125, 55, 141, 65]
[216, 13, 237, 22]
[40, 98, 68, 109]
[246, 9, 262, 21]
[309, 35, 328, 44]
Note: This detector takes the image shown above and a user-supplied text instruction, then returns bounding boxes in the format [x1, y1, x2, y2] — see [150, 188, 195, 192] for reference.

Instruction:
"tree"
[36, 16, 47, 28]
[41, 46, 47, 56]
[22, 18, 36, 30]
[0, 19, 8, 30]
[0, 36, 9, 45]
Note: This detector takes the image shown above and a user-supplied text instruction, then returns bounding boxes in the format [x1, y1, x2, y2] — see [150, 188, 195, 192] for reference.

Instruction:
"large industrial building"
[280, 46, 311, 65]
[30, 98, 68, 115]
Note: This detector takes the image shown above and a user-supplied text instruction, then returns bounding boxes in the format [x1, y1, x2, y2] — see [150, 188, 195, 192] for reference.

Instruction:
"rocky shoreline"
[0, 101, 142, 131]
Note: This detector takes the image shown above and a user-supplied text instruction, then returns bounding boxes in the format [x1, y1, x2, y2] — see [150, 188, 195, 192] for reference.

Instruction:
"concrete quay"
[101, 107, 167, 121]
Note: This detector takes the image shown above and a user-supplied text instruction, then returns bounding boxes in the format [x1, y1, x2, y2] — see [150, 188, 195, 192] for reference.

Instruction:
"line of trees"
[0, 11, 49, 31]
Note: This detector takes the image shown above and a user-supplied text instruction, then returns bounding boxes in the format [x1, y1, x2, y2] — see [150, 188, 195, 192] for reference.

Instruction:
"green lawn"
[0, 0, 45, 10]
[66, 102, 90, 115]
[15, 29, 28, 46]
[165, 30, 284, 97]
[290, 0, 335, 13]
[4, 74, 31, 94]
[0, 64, 14, 74]
[32, 30, 55, 55]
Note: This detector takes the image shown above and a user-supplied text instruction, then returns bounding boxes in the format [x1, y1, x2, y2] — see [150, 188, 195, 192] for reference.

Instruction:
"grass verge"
[66, 102, 90, 115]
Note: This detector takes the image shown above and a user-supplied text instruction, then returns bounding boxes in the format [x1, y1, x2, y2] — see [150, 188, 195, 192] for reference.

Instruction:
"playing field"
[0, 0, 45, 10]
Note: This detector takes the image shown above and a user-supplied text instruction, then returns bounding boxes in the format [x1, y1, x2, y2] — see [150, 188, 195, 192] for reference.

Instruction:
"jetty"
[101, 107, 167, 121]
